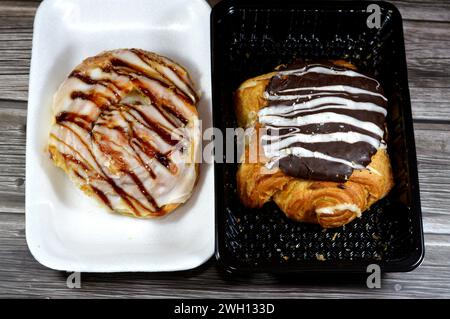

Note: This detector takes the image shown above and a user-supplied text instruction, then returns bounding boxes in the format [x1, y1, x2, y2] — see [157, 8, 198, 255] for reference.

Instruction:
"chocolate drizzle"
[260, 62, 388, 182]
[48, 49, 199, 217]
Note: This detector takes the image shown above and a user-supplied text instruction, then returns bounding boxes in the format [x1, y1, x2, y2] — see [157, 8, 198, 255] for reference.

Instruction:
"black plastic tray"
[211, 0, 424, 274]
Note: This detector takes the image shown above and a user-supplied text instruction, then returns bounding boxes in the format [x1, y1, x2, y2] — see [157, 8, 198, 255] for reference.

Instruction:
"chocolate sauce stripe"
[57, 123, 94, 156]
[130, 48, 198, 104]
[91, 133, 158, 212]
[266, 123, 381, 140]
[262, 63, 388, 182]
[131, 49, 196, 104]
[269, 92, 387, 107]
[72, 169, 85, 180]
[61, 153, 90, 173]
[130, 79, 189, 126]
[129, 142, 157, 179]
[132, 134, 173, 170]
[90, 185, 113, 210]
[270, 99, 386, 114]
[275, 141, 376, 165]
[62, 151, 115, 211]
[99, 106, 174, 172]
[116, 107, 174, 173]
[49, 133, 97, 172]
[58, 103, 176, 212]
[260, 114, 384, 137]
[92, 131, 132, 157]
[158, 101, 189, 126]
[69, 70, 122, 100]
[132, 79, 192, 125]
[264, 132, 379, 149]
[70, 91, 114, 109]
[267, 102, 386, 117]
[279, 156, 353, 182]
[57, 100, 179, 176]
[56, 122, 154, 215]
[124, 107, 170, 138]
[278, 64, 381, 86]
[56, 111, 93, 131]
[268, 89, 386, 103]
[272, 74, 380, 92]
[69, 63, 192, 124]
[121, 51, 175, 87]
[272, 108, 386, 128]
[126, 170, 159, 210]
[125, 104, 180, 146]
[153, 102, 184, 128]
[109, 58, 193, 107]
[111, 63, 171, 92]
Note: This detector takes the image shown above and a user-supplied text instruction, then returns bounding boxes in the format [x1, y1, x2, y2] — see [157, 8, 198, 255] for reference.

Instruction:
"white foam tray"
[26, 0, 214, 272]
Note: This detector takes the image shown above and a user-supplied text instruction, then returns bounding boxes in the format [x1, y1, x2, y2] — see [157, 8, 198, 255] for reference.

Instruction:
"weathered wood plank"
[0, 1, 39, 15]
[391, 0, 450, 22]
[407, 57, 450, 121]
[0, 212, 448, 298]
[404, 21, 450, 59]
[0, 2, 35, 100]
[414, 122, 450, 217]
[0, 100, 26, 214]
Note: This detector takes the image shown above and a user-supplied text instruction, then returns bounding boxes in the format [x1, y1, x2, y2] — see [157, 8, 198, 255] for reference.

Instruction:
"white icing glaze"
[259, 112, 384, 137]
[262, 131, 381, 149]
[258, 64, 388, 175]
[48, 49, 199, 217]
[277, 65, 381, 88]
[267, 85, 387, 101]
[316, 203, 362, 217]
[258, 96, 387, 116]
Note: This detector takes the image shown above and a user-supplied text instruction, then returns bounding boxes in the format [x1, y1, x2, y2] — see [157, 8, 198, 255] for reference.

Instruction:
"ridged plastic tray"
[211, 0, 424, 273]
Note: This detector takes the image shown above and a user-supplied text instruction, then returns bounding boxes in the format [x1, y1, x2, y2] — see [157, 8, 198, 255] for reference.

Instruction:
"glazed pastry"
[236, 60, 394, 228]
[48, 49, 200, 218]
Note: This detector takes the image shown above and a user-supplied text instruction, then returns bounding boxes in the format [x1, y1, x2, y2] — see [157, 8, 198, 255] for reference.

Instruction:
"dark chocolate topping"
[260, 63, 388, 182]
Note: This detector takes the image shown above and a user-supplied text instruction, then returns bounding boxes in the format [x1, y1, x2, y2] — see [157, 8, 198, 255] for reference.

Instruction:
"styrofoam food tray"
[26, 0, 214, 272]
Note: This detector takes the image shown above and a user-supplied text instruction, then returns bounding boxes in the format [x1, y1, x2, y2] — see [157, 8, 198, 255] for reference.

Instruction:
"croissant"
[236, 60, 394, 228]
[48, 49, 200, 218]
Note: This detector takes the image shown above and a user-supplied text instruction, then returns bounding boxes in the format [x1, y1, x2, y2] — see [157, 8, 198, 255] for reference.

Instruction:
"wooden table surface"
[1, 0, 450, 298]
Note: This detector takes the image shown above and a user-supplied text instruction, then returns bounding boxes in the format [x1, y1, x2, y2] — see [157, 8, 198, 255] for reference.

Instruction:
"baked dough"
[236, 60, 394, 228]
[48, 49, 200, 218]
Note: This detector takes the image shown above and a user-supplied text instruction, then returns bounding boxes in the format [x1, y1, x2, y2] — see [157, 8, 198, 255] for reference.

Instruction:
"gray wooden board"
[0, 0, 449, 298]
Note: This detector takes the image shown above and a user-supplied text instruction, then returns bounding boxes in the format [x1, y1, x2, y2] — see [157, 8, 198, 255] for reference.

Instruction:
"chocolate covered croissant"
[48, 49, 200, 218]
[236, 60, 394, 228]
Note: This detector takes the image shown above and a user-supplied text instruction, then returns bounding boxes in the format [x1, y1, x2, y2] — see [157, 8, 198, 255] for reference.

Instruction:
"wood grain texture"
[0, 1, 35, 101]
[0, 0, 449, 298]
[393, 0, 450, 22]
[0, 212, 449, 299]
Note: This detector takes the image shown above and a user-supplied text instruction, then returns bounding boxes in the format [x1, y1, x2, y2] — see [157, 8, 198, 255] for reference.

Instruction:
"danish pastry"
[236, 60, 394, 228]
[48, 49, 200, 218]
